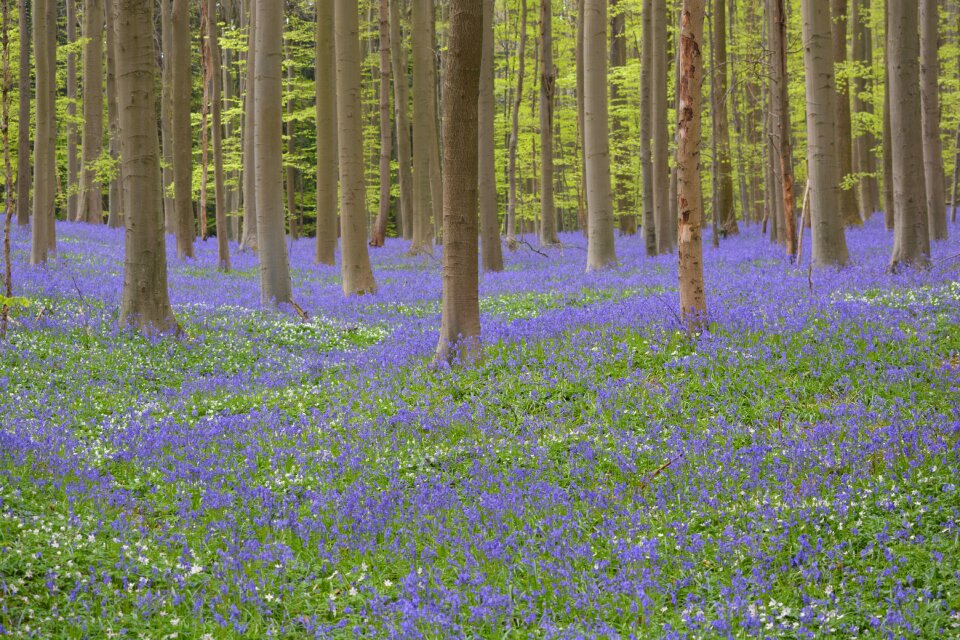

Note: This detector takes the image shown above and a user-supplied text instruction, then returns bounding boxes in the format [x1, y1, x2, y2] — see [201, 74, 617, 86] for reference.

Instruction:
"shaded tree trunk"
[652, 0, 671, 254]
[315, 0, 337, 264]
[410, 0, 436, 253]
[801, 0, 848, 267]
[390, 0, 413, 241]
[540, 0, 558, 244]
[584, 0, 616, 270]
[206, 0, 230, 269]
[160, 0, 175, 232]
[335, 0, 377, 296]
[850, 0, 879, 220]
[920, 0, 947, 240]
[478, 0, 503, 270]
[105, 0, 122, 229]
[66, 0, 78, 222]
[610, 0, 634, 236]
[435, 0, 482, 364]
[371, 0, 392, 247]
[77, 0, 104, 224]
[15, 0, 29, 227]
[881, 1, 894, 231]
[242, 0, 258, 252]
[255, 0, 292, 303]
[677, 0, 706, 328]
[830, 0, 860, 227]
[506, 0, 527, 246]
[768, 0, 797, 258]
[888, 0, 930, 268]
[712, 0, 737, 235]
[30, 0, 55, 264]
[114, 0, 177, 333]
[641, 0, 655, 254]
[171, 0, 195, 258]
[285, 42, 298, 241]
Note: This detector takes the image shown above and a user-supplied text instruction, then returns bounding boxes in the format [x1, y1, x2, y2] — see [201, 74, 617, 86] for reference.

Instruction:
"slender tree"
[850, 0, 879, 220]
[410, 0, 436, 253]
[609, 0, 634, 235]
[315, 0, 337, 264]
[255, 0, 292, 303]
[30, 0, 55, 264]
[77, 0, 104, 225]
[15, 0, 29, 227]
[712, 0, 737, 235]
[801, 0, 848, 266]
[920, 0, 947, 240]
[584, 0, 616, 270]
[66, 0, 78, 222]
[435, 0, 482, 364]
[652, 0, 671, 254]
[160, 0, 175, 232]
[335, 0, 377, 296]
[371, 0, 392, 247]
[539, 0, 558, 245]
[881, 0, 894, 230]
[114, 0, 177, 333]
[390, 0, 413, 241]
[171, 0, 194, 258]
[830, 0, 860, 227]
[640, 0, 655, 254]
[888, 0, 930, 268]
[242, 0, 258, 252]
[506, 0, 527, 246]
[2, 0, 11, 338]
[105, 0, 122, 228]
[478, 0, 503, 270]
[285, 42, 298, 241]
[677, 0, 706, 328]
[768, 0, 797, 258]
[206, 0, 230, 269]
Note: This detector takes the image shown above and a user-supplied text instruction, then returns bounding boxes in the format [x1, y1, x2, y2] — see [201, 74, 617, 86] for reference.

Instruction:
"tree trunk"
[371, 0, 392, 247]
[205, 0, 230, 268]
[609, 0, 633, 236]
[830, 0, 860, 227]
[66, 0, 78, 222]
[30, 0, 55, 264]
[410, 0, 436, 253]
[255, 0, 292, 303]
[920, 0, 947, 240]
[576, 0, 586, 235]
[390, 0, 413, 241]
[539, 0, 558, 245]
[335, 0, 377, 296]
[478, 0, 503, 270]
[652, 0, 671, 254]
[769, 0, 797, 258]
[199, 20, 210, 241]
[285, 42, 298, 241]
[106, 1, 122, 229]
[242, 0, 258, 252]
[171, 0, 195, 258]
[584, 0, 616, 270]
[15, 0, 29, 227]
[888, 0, 930, 268]
[435, 0, 482, 364]
[160, 0, 175, 233]
[114, 0, 177, 334]
[677, 0, 706, 328]
[881, 1, 894, 231]
[641, 0, 655, 254]
[712, 0, 737, 235]
[801, 0, 848, 267]
[77, 0, 104, 224]
[850, 0, 879, 220]
[506, 0, 527, 246]
[315, 0, 337, 264]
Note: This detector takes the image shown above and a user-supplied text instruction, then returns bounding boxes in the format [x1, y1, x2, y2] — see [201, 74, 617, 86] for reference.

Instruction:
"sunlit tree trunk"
[171, 0, 195, 258]
[478, 0, 503, 270]
[255, 0, 292, 303]
[77, 0, 104, 224]
[888, 0, 930, 269]
[801, 0, 848, 267]
[30, 0, 55, 264]
[315, 0, 337, 264]
[114, 0, 177, 333]
[15, 0, 29, 227]
[335, 0, 377, 296]
[435, 0, 482, 364]
[920, 0, 947, 240]
[539, 0, 558, 245]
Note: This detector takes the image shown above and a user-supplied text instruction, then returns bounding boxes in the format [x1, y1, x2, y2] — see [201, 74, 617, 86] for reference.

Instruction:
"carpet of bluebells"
[1, 217, 960, 639]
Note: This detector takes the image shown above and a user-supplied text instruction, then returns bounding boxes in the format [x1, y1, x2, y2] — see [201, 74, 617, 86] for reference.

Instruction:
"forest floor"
[1, 217, 960, 638]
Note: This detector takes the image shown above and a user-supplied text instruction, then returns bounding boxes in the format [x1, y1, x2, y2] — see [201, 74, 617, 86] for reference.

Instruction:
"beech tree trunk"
[410, 0, 436, 253]
[768, 0, 797, 258]
[206, 0, 230, 269]
[506, 0, 527, 245]
[335, 0, 377, 296]
[77, 0, 104, 224]
[242, 0, 258, 252]
[160, 0, 175, 232]
[66, 0, 78, 222]
[801, 0, 848, 267]
[652, 0, 671, 254]
[881, 2, 894, 231]
[435, 0, 482, 364]
[640, 0, 655, 254]
[478, 0, 503, 270]
[30, 0, 55, 264]
[584, 0, 616, 270]
[677, 0, 706, 328]
[920, 0, 947, 240]
[315, 0, 337, 264]
[830, 0, 860, 227]
[540, 0, 558, 245]
[610, 0, 634, 236]
[371, 0, 392, 247]
[576, 0, 586, 234]
[888, 0, 930, 268]
[712, 0, 737, 235]
[114, 0, 177, 334]
[850, 0, 879, 220]
[390, 0, 414, 241]
[15, 0, 29, 227]
[254, 0, 292, 304]
[106, 0, 122, 229]
[171, 0, 195, 258]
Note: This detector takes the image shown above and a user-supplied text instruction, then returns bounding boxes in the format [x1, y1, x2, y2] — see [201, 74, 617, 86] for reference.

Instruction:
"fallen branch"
[637, 452, 686, 493]
[290, 300, 310, 323]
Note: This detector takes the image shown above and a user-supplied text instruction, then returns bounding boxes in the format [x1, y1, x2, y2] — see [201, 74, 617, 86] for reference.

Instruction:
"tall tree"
[640, 0, 655, 254]
[830, 0, 860, 226]
[506, 0, 527, 246]
[370, 0, 392, 247]
[2, 0, 11, 338]
[114, 0, 177, 333]
[315, 0, 337, 264]
[105, 0, 122, 228]
[66, 0, 78, 222]
[881, 0, 894, 230]
[160, 0, 175, 232]
[888, 0, 930, 268]
[30, 0, 55, 264]
[242, 0, 258, 252]
[14, 0, 28, 227]
[850, 0, 879, 221]
[677, 0, 706, 328]
[478, 0, 503, 270]
[390, 0, 413, 241]
[920, 0, 947, 240]
[171, 0, 194, 258]
[285, 43, 298, 241]
[335, 0, 377, 296]
[801, 0, 848, 267]
[652, 0, 671, 254]
[584, 0, 616, 270]
[539, 0, 558, 245]
[206, 0, 230, 269]
[255, 0, 292, 303]
[409, 0, 436, 254]
[77, 0, 104, 225]
[435, 0, 482, 364]
[712, 0, 737, 235]
[609, 0, 634, 235]
[768, 0, 797, 258]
